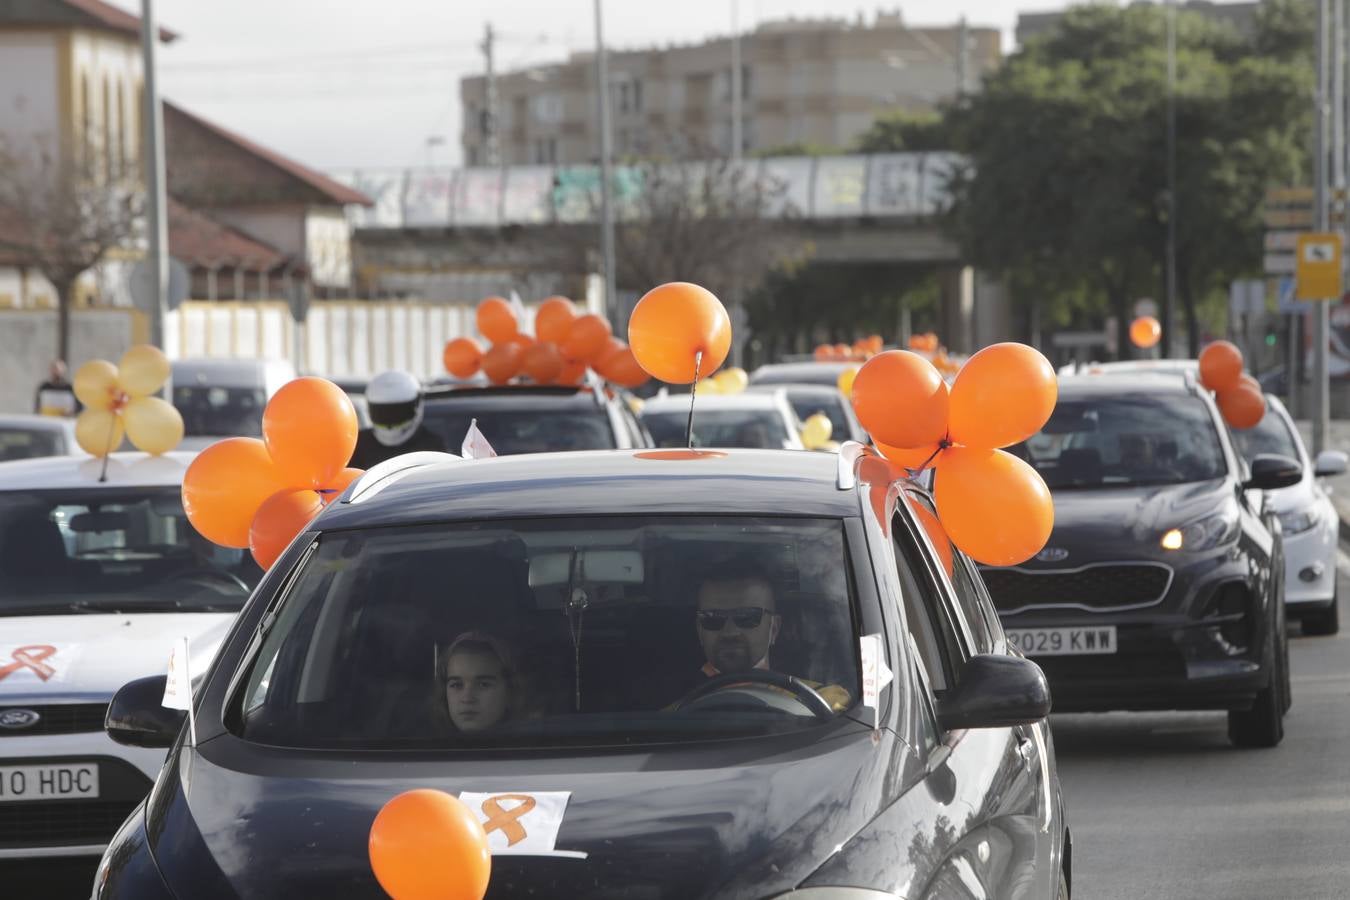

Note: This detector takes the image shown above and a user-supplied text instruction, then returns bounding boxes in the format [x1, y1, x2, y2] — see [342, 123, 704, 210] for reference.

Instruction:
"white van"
[170, 358, 297, 451]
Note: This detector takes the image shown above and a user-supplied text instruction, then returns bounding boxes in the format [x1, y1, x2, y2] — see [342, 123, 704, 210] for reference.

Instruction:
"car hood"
[149, 723, 892, 900]
[0, 613, 235, 701]
[1037, 479, 1232, 560]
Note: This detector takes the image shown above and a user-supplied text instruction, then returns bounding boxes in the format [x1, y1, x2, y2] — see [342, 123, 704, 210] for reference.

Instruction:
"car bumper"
[1281, 512, 1338, 608]
[0, 720, 164, 858]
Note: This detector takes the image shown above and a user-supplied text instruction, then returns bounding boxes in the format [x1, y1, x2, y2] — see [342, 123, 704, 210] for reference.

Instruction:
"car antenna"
[565, 547, 588, 712]
[686, 350, 704, 448]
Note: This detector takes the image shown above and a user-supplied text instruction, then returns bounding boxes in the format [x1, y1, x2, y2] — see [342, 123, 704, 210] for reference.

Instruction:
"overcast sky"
[152, 0, 1063, 173]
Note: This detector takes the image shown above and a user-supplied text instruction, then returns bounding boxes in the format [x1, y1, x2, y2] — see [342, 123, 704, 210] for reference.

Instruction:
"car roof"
[1059, 359, 1199, 376]
[641, 392, 786, 413]
[0, 414, 74, 433]
[0, 451, 196, 490]
[1057, 371, 1198, 396]
[423, 384, 613, 411]
[749, 362, 854, 385]
[746, 383, 842, 398]
[318, 449, 858, 529]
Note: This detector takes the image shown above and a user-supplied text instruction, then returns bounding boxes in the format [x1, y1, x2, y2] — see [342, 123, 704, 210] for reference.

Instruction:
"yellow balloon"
[713, 367, 748, 394]
[124, 396, 184, 455]
[801, 413, 833, 450]
[75, 409, 126, 457]
[73, 360, 120, 411]
[837, 366, 859, 396]
[118, 345, 171, 398]
[696, 377, 722, 395]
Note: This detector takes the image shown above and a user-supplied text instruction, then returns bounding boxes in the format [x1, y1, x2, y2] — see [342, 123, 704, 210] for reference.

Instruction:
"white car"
[746, 383, 869, 444]
[1230, 395, 1348, 635]
[0, 414, 80, 461]
[171, 357, 298, 451]
[640, 391, 806, 450]
[0, 451, 260, 858]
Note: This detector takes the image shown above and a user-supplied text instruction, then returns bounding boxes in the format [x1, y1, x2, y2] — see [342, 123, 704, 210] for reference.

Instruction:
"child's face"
[445, 650, 509, 733]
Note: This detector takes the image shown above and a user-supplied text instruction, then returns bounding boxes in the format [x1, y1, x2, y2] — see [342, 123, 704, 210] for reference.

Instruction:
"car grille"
[0, 757, 152, 849]
[0, 703, 108, 737]
[981, 563, 1173, 613]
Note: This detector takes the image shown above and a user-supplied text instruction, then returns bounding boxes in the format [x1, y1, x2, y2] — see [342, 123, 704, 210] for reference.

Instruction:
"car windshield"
[173, 385, 267, 437]
[1014, 393, 1227, 489]
[1230, 410, 1300, 464]
[423, 406, 615, 454]
[230, 516, 859, 750]
[783, 392, 849, 438]
[0, 488, 261, 617]
[0, 427, 62, 462]
[643, 409, 792, 449]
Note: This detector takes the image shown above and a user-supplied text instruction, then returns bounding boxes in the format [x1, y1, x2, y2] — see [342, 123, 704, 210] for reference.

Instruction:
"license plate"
[0, 764, 99, 802]
[1006, 626, 1117, 656]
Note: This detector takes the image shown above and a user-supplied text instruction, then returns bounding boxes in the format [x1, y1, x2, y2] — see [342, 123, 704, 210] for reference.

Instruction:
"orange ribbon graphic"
[0, 645, 57, 682]
[480, 794, 537, 847]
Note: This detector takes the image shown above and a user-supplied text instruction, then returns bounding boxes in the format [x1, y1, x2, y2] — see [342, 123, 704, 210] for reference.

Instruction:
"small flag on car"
[462, 418, 498, 459]
[161, 636, 198, 745]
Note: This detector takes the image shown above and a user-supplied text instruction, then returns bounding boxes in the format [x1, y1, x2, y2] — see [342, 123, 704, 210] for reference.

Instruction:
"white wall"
[0, 308, 141, 414]
[304, 207, 352, 288]
[0, 33, 61, 156]
[211, 208, 305, 259]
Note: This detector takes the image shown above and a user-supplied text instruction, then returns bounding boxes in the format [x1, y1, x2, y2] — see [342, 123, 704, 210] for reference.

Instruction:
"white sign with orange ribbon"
[0, 644, 79, 685]
[458, 791, 584, 858]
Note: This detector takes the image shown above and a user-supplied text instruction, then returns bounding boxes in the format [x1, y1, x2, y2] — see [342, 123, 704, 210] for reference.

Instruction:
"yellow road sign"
[1296, 232, 1344, 300]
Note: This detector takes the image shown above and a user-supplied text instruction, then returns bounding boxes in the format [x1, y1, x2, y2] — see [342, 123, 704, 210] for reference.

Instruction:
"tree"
[854, 109, 958, 153]
[0, 134, 143, 363]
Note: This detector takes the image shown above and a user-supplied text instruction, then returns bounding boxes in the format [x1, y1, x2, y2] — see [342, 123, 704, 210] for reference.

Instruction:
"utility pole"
[139, 0, 167, 351]
[731, 0, 743, 161]
[481, 23, 499, 166]
[593, 0, 618, 324]
[956, 16, 969, 95]
[1164, 0, 1177, 358]
[1314, 0, 1332, 453]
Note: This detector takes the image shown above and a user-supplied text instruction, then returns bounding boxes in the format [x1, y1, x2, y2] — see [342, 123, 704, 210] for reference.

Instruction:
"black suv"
[422, 383, 651, 454]
[984, 373, 1301, 747]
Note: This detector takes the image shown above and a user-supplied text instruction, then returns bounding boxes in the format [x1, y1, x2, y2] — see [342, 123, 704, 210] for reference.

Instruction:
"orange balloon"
[522, 341, 564, 383]
[249, 489, 324, 570]
[628, 282, 732, 383]
[907, 495, 954, 578]
[182, 437, 285, 549]
[557, 359, 587, 385]
[814, 344, 833, 362]
[562, 314, 613, 363]
[925, 333, 940, 352]
[935, 447, 1054, 567]
[321, 466, 364, 504]
[481, 342, 524, 384]
[875, 440, 944, 470]
[851, 351, 950, 449]
[948, 343, 1057, 450]
[833, 343, 851, 360]
[601, 345, 650, 388]
[476, 297, 518, 344]
[443, 337, 483, 378]
[866, 335, 884, 354]
[506, 333, 535, 350]
[1218, 384, 1266, 429]
[536, 296, 577, 344]
[263, 377, 359, 490]
[1199, 340, 1243, 392]
[1130, 316, 1161, 349]
[1239, 373, 1262, 394]
[369, 789, 491, 900]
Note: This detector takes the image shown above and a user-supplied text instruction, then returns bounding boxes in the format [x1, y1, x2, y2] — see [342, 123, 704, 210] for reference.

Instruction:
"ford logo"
[1035, 547, 1070, 563]
[0, 708, 40, 730]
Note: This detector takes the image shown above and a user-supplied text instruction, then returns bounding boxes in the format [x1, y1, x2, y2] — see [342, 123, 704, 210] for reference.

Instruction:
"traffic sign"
[129, 257, 189, 312]
[1295, 232, 1343, 300]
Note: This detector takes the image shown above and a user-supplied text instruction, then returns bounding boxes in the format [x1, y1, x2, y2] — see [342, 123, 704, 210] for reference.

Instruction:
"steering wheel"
[673, 670, 834, 720]
[165, 569, 250, 593]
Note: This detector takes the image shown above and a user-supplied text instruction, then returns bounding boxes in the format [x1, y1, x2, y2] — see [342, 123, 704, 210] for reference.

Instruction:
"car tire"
[1227, 607, 1286, 748]
[1301, 585, 1340, 637]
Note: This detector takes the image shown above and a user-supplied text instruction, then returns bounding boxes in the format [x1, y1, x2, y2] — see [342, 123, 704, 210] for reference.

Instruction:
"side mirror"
[1315, 450, 1348, 478]
[1244, 454, 1303, 491]
[105, 675, 185, 748]
[935, 654, 1052, 731]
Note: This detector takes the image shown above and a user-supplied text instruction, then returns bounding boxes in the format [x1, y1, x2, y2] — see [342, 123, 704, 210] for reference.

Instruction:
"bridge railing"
[331, 152, 963, 231]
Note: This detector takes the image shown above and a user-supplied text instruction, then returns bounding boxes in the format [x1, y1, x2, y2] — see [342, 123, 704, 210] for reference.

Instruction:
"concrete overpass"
[332, 152, 1012, 352]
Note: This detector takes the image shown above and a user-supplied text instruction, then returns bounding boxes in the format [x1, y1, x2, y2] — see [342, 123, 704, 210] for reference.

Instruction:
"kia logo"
[0, 708, 40, 730]
[1035, 547, 1070, 563]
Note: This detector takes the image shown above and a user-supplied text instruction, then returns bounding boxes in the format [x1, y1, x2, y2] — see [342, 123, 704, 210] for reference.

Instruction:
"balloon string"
[915, 437, 950, 473]
[98, 413, 118, 483]
[686, 350, 703, 449]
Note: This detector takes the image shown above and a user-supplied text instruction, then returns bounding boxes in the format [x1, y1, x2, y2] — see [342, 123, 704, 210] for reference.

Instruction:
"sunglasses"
[697, 606, 772, 631]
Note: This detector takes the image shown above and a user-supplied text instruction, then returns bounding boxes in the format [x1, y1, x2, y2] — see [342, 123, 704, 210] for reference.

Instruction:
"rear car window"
[424, 405, 616, 454]
[0, 428, 62, 462]
[784, 392, 848, 439]
[643, 409, 791, 449]
[230, 516, 860, 750]
[0, 488, 261, 617]
[174, 386, 267, 437]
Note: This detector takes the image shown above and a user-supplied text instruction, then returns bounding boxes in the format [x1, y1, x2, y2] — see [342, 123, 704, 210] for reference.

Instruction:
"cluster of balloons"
[814, 335, 885, 363]
[1198, 340, 1265, 429]
[1130, 315, 1162, 349]
[182, 378, 362, 569]
[444, 296, 649, 389]
[907, 333, 941, 354]
[369, 790, 490, 900]
[850, 343, 1058, 567]
[72, 346, 183, 457]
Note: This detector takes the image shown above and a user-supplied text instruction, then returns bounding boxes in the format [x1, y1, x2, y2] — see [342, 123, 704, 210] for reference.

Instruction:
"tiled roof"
[167, 199, 291, 271]
[0, 0, 179, 42]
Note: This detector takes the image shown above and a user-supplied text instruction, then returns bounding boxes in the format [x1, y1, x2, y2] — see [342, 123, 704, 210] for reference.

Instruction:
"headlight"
[1161, 509, 1239, 551]
[1278, 508, 1319, 535]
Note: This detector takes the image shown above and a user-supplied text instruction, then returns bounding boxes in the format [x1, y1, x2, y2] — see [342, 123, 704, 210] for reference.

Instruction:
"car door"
[888, 495, 1051, 899]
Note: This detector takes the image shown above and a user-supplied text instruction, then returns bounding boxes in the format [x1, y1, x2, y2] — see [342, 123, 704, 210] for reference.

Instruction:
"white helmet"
[366, 370, 424, 447]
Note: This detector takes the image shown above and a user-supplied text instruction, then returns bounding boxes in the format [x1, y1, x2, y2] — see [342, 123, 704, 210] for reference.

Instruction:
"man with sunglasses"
[693, 562, 850, 711]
